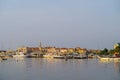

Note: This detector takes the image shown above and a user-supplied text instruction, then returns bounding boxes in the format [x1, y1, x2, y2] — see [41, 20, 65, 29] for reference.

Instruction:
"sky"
[0, 0, 120, 50]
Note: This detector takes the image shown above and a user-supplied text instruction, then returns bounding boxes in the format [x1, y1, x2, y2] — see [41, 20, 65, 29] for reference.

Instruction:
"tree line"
[99, 46, 120, 57]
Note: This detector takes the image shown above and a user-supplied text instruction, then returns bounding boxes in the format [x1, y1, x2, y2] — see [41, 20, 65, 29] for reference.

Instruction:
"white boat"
[53, 55, 65, 59]
[12, 52, 26, 58]
[73, 54, 87, 59]
[99, 57, 120, 62]
[43, 54, 54, 58]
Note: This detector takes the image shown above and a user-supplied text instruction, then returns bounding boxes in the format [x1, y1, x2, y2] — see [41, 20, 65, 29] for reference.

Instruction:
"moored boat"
[0, 56, 9, 60]
[53, 55, 73, 59]
[73, 56, 87, 59]
[43, 54, 54, 58]
[53, 55, 65, 59]
[2, 58, 7, 60]
[99, 56, 120, 62]
[12, 52, 26, 58]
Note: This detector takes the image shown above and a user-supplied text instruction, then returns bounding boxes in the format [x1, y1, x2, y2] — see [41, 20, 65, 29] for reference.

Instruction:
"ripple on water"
[0, 58, 120, 80]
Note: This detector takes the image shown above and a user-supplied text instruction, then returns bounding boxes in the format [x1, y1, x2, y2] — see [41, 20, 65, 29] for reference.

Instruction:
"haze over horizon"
[0, 0, 120, 50]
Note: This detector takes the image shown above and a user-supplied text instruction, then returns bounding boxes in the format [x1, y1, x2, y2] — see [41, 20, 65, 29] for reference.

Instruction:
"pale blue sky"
[0, 0, 120, 50]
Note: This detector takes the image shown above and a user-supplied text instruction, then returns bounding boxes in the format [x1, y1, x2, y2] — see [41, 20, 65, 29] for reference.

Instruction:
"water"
[0, 58, 120, 80]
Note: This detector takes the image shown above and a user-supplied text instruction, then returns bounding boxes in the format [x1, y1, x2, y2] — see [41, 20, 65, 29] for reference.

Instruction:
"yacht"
[12, 52, 26, 58]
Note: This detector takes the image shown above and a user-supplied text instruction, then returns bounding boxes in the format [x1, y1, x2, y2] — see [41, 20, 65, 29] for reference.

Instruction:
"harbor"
[0, 0, 120, 80]
[0, 43, 120, 80]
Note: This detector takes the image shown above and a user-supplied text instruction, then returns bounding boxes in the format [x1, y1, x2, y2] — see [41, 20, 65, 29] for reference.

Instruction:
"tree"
[109, 49, 114, 55]
[113, 46, 120, 55]
[100, 48, 109, 55]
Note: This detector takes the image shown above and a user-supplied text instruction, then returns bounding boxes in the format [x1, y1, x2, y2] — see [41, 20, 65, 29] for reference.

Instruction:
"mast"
[38, 42, 42, 57]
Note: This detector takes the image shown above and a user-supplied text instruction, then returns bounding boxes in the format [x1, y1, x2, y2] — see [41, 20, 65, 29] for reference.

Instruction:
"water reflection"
[114, 62, 120, 73]
[99, 59, 120, 74]
[0, 58, 120, 80]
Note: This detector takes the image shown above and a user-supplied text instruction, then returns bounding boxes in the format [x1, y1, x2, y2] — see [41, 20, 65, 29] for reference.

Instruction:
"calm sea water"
[0, 58, 120, 80]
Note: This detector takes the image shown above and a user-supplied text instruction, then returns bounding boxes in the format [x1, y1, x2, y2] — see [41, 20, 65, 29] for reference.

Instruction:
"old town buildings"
[17, 46, 88, 56]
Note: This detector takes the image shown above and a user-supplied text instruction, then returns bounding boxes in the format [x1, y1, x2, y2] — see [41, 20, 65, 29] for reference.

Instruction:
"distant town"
[0, 42, 120, 60]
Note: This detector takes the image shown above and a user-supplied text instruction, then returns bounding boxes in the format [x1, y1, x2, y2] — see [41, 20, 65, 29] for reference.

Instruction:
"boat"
[12, 55, 26, 58]
[73, 56, 87, 59]
[26, 52, 43, 58]
[0, 57, 7, 61]
[2, 58, 7, 60]
[53, 55, 65, 59]
[97, 55, 120, 62]
[43, 54, 54, 58]
[73, 54, 87, 59]
[12, 52, 26, 58]
[53, 55, 73, 59]
[99, 57, 120, 62]
[0, 56, 9, 60]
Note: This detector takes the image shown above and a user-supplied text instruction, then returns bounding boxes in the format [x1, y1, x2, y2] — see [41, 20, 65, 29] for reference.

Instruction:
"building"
[44, 47, 57, 54]
[17, 47, 40, 53]
[114, 43, 120, 49]
[75, 47, 88, 54]
[59, 48, 68, 54]
[17, 47, 28, 53]
[68, 48, 75, 53]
